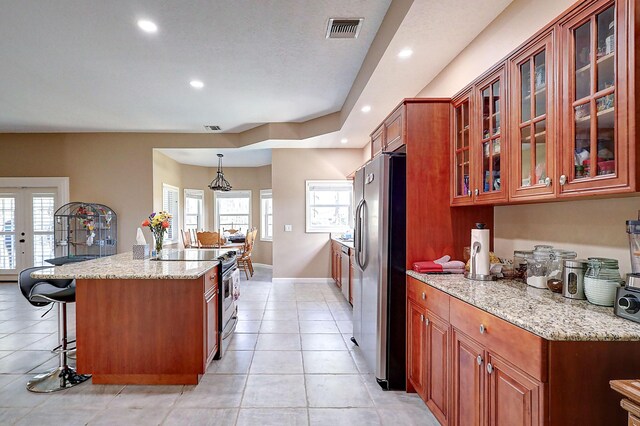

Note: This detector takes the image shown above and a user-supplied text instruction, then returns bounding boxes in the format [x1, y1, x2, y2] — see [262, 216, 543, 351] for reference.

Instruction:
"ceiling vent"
[204, 125, 222, 131]
[326, 18, 364, 39]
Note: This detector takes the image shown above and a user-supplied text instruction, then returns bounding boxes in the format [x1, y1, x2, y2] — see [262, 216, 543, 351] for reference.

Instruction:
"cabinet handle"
[420, 314, 424, 322]
[425, 318, 430, 326]
[474, 188, 479, 196]
[476, 355, 483, 365]
[487, 363, 494, 374]
[559, 175, 567, 186]
[421, 292, 426, 300]
[468, 191, 472, 198]
[544, 177, 552, 187]
[479, 324, 486, 334]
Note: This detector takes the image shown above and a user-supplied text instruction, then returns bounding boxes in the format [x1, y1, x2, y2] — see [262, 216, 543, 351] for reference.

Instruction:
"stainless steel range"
[155, 249, 239, 358]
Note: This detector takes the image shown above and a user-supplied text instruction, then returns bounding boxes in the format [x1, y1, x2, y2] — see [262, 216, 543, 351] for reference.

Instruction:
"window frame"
[260, 189, 272, 242]
[184, 189, 204, 232]
[214, 190, 252, 233]
[162, 183, 180, 244]
[305, 180, 353, 233]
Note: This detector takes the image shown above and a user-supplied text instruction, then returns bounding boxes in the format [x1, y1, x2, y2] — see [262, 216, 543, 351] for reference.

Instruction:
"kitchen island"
[33, 251, 226, 385]
[406, 271, 640, 425]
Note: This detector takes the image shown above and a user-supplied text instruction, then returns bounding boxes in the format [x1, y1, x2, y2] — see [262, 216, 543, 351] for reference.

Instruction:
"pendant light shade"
[208, 154, 232, 191]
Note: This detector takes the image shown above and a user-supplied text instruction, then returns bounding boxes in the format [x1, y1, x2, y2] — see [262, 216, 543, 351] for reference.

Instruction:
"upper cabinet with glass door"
[558, 0, 632, 195]
[509, 33, 555, 200]
[474, 66, 508, 204]
[451, 92, 473, 205]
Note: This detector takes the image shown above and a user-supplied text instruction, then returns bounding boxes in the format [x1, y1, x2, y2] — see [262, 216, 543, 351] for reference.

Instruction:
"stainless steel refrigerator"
[352, 152, 406, 390]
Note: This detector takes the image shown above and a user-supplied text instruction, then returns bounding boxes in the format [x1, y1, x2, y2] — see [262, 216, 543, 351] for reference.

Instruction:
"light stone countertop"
[331, 237, 354, 249]
[32, 251, 221, 280]
[407, 270, 640, 342]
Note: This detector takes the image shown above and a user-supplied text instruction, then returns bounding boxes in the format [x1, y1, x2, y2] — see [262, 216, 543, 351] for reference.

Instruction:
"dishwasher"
[340, 245, 350, 303]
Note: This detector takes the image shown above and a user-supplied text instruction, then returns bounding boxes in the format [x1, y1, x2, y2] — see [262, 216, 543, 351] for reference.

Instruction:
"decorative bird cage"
[54, 202, 117, 261]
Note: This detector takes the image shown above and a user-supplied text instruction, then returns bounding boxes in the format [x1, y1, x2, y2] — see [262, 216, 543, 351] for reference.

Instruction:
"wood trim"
[91, 373, 200, 385]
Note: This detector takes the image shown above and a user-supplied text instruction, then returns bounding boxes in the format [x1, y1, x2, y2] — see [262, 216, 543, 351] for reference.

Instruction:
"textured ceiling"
[0, 0, 391, 133]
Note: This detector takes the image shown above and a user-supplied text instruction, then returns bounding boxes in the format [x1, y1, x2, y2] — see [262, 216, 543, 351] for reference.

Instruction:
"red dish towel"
[413, 260, 465, 274]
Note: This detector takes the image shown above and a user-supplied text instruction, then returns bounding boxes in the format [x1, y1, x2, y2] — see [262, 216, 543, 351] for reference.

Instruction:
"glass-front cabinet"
[559, 0, 630, 194]
[510, 33, 555, 200]
[474, 66, 508, 204]
[451, 92, 473, 205]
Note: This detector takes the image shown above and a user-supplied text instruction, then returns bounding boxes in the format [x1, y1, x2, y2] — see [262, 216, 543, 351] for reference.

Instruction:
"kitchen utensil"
[562, 259, 588, 300]
[627, 213, 640, 273]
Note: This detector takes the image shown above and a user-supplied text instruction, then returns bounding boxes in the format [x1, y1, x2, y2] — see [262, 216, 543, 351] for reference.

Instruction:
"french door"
[0, 188, 57, 278]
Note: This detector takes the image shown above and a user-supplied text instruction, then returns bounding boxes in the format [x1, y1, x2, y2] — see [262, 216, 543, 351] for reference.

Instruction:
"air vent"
[204, 125, 222, 131]
[326, 18, 363, 39]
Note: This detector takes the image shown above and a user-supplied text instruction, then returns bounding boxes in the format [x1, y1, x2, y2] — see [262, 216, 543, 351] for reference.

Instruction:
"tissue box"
[132, 244, 150, 260]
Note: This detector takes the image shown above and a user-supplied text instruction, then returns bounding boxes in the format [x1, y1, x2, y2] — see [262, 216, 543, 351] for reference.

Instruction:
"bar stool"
[18, 267, 91, 392]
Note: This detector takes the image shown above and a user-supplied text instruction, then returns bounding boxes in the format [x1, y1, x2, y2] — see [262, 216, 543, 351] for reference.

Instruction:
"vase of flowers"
[142, 211, 172, 257]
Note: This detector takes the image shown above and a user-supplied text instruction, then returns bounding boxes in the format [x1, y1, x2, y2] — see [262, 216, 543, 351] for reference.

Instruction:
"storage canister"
[513, 250, 533, 282]
[584, 258, 623, 306]
[562, 259, 588, 300]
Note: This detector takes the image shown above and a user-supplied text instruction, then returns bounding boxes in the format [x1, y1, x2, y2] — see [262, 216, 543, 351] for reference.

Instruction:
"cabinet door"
[407, 300, 427, 399]
[559, 0, 631, 195]
[205, 288, 219, 364]
[451, 93, 474, 205]
[486, 352, 543, 426]
[510, 33, 556, 200]
[426, 312, 449, 425]
[452, 328, 484, 426]
[384, 106, 404, 152]
[371, 125, 385, 159]
[475, 66, 508, 204]
[335, 249, 342, 288]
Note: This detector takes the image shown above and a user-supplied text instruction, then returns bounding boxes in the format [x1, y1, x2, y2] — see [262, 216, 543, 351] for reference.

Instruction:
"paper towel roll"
[471, 228, 490, 276]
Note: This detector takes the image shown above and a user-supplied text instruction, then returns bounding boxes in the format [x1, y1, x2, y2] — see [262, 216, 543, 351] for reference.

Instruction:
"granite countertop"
[407, 270, 640, 342]
[32, 250, 221, 280]
[331, 237, 354, 249]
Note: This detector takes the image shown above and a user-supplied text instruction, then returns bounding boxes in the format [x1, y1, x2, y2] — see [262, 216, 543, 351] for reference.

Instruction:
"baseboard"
[272, 278, 333, 284]
[251, 263, 273, 269]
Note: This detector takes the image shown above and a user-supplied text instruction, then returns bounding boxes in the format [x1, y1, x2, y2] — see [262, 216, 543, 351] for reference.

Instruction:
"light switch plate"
[284, 225, 292, 232]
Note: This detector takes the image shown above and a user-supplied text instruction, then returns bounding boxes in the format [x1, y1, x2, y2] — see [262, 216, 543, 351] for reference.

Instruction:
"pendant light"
[208, 154, 232, 191]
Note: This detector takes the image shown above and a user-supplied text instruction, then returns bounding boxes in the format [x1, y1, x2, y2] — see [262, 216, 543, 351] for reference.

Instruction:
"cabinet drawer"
[449, 297, 547, 382]
[407, 277, 450, 321]
[204, 267, 218, 294]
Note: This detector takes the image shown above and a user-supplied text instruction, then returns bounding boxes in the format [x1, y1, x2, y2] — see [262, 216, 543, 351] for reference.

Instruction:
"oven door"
[218, 267, 238, 358]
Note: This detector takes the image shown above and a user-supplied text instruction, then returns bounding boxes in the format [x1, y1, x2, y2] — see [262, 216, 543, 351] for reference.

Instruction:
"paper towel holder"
[464, 223, 496, 281]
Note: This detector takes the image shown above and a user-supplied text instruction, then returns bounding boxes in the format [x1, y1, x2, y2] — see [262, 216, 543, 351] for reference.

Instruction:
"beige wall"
[416, 0, 637, 273]
[272, 148, 363, 279]
[152, 151, 273, 265]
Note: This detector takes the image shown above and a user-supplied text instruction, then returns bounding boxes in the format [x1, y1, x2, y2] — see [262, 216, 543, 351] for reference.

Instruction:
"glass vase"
[154, 233, 164, 258]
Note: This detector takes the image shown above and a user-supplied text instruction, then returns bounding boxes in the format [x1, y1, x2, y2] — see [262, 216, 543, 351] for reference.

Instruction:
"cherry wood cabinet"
[369, 101, 407, 158]
[450, 0, 638, 206]
[371, 125, 385, 158]
[474, 66, 509, 204]
[557, 0, 634, 196]
[407, 299, 427, 399]
[509, 32, 556, 201]
[426, 311, 449, 424]
[330, 240, 341, 289]
[452, 328, 485, 426]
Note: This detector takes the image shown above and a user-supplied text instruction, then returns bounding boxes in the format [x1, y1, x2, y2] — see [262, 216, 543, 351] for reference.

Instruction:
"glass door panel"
[574, 104, 591, 178]
[492, 81, 501, 136]
[596, 93, 615, 176]
[575, 22, 591, 101]
[521, 61, 531, 122]
[521, 127, 532, 187]
[534, 120, 547, 184]
[482, 88, 490, 140]
[0, 195, 17, 273]
[454, 100, 471, 199]
[32, 193, 55, 267]
[534, 51, 546, 116]
[596, 7, 615, 91]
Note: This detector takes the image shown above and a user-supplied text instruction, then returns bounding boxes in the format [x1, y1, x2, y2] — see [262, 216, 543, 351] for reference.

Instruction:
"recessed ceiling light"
[137, 19, 158, 33]
[398, 48, 413, 58]
[361, 105, 371, 113]
[340, 138, 348, 144]
[190, 80, 204, 89]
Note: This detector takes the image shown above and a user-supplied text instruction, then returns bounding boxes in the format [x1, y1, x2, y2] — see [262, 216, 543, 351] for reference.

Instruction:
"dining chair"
[181, 229, 193, 248]
[197, 231, 226, 248]
[237, 227, 258, 279]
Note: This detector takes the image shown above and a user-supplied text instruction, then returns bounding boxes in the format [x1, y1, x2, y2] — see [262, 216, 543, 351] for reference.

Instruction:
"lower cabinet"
[330, 240, 341, 289]
[408, 300, 427, 398]
[452, 328, 484, 426]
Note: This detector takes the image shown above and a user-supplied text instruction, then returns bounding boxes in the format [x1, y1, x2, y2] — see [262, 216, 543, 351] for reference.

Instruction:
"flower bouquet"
[142, 211, 172, 256]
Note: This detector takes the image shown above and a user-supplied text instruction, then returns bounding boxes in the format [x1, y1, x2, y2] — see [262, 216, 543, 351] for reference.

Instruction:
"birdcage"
[54, 202, 117, 261]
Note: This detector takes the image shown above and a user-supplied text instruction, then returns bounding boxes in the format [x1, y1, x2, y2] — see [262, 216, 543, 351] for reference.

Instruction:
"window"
[162, 184, 179, 243]
[215, 190, 251, 233]
[184, 189, 204, 232]
[305, 180, 353, 233]
[260, 189, 272, 241]
[32, 193, 55, 267]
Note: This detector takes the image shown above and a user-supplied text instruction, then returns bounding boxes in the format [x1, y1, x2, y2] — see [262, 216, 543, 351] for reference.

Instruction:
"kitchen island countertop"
[32, 250, 221, 280]
[407, 270, 640, 341]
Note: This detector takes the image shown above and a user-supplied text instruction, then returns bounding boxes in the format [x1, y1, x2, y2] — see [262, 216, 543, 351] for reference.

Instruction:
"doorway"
[0, 188, 58, 278]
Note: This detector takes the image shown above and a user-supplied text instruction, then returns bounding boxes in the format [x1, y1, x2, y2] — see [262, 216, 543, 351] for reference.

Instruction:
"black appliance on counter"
[155, 249, 239, 359]
[615, 273, 640, 324]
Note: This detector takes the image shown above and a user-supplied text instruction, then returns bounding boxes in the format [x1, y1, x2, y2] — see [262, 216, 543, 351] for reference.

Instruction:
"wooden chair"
[226, 228, 239, 235]
[237, 227, 258, 279]
[181, 229, 195, 248]
[196, 231, 226, 248]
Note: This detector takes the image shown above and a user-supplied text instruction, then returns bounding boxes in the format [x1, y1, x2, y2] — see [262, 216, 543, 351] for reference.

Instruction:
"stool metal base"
[27, 366, 91, 393]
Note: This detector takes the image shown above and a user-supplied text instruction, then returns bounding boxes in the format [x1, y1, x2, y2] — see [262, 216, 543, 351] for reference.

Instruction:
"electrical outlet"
[284, 225, 292, 232]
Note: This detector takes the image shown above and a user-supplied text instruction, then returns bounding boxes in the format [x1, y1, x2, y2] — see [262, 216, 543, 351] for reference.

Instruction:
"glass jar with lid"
[584, 257, 623, 306]
[513, 250, 533, 282]
[527, 245, 554, 288]
[548, 249, 577, 281]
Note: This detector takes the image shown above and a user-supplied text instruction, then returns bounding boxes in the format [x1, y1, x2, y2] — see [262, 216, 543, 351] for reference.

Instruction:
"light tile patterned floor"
[0, 267, 439, 425]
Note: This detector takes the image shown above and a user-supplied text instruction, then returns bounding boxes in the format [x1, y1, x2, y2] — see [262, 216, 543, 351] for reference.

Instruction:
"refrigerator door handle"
[357, 200, 367, 270]
[354, 199, 364, 267]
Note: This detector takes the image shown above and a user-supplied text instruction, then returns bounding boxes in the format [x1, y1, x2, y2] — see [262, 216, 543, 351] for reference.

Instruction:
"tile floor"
[0, 267, 438, 425]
